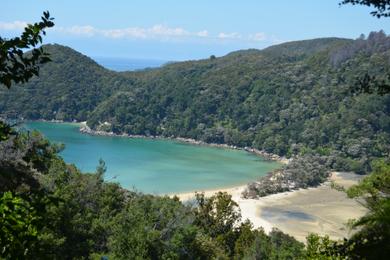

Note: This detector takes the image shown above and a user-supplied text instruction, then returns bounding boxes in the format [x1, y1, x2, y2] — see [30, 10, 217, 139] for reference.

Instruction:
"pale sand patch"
[171, 172, 367, 243]
[170, 185, 246, 202]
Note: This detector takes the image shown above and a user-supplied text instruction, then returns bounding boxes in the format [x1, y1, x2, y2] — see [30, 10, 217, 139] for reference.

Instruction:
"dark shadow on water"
[261, 207, 316, 222]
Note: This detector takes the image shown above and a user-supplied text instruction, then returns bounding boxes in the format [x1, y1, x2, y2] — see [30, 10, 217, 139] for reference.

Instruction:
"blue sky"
[1, 0, 389, 60]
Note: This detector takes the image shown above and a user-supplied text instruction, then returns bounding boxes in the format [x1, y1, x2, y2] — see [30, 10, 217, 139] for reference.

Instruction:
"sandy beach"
[171, 172, 367, 243]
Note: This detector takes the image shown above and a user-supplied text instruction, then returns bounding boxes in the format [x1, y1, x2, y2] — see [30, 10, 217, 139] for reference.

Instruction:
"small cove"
[24, 121, 281, 194]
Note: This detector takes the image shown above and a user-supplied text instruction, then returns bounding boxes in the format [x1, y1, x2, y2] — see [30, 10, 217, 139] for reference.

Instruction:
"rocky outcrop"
[242, 155, 332, 199]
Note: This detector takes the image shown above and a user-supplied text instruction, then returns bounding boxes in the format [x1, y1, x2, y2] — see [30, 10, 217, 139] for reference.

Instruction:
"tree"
[305, 3, 390, 258]
[194, 192, 241, 256]
[340, 1, 390, 95]
[307, 160, 390, 259]
[0, 121, 13, 141]
[0, 11, 54, 140]
[0, 11, 54, 88]
[341, 0, 390, 18]
[352, 71, 390, 95]
[305, 234, 350, 260]
[0, 12, 55, 259]
[0, 192, 41, 259]
[344, 160, 390, 258]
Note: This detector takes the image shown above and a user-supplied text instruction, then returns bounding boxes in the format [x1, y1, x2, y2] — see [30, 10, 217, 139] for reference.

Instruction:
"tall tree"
[0, 12, 55, 258]
[0, 11, 54, 140]
[340, 0, 390, 95]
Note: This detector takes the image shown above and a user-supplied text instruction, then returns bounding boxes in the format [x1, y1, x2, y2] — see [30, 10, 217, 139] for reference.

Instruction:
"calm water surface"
[25, 122, 281, 194]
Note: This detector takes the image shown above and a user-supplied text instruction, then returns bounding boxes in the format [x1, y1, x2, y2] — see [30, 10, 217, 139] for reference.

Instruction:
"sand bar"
[171, 172, 367, 242]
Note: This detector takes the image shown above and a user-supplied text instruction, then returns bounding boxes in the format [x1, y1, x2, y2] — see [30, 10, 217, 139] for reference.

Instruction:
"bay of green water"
[24, 122, 281, 194]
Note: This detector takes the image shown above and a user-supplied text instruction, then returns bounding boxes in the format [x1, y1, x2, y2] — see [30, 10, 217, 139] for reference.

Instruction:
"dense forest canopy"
[1, 0, 390, 257]
[1, 32, 389, 174]
[0, 130, 308, 259]
[1, 128, 388, 259]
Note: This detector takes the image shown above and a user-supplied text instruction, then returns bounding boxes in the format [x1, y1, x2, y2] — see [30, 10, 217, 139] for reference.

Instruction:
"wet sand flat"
[254, 180, 367, 242]
[174, 172, 368, 243]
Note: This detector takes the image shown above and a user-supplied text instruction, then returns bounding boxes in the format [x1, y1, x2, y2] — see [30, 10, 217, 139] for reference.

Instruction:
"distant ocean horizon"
[93, 56, 170, 72]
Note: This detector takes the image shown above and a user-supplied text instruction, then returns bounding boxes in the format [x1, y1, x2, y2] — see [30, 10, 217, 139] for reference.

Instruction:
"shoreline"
[26, 119, 288, 194]
[172, 172, 367, 242]
[20, 119, 289, 164]
[78, 121, 290, 164]
[23, 119, 367, 242]
[25, 119, 288, 196]
[169, 184, 290, 235]
[167, 184, 247, 201]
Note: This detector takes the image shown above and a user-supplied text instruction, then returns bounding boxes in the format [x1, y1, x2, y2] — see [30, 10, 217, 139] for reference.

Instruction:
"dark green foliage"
[109, 195, 208, 259]
[353, 72, 390, 95]
[340, 0, 390, 18]
[0, 130, 63, 193]
[244, 155, 334, 198]
[332, 30, 390, 95]
[1, 34, 389, 174]
[244, 228, 305, 259]
[0, 44, 120, 121]
[36, 165, 127, 258]
[339, 2, 390, 95]
[344, 160, 390, 259]
[0, 192, 40, 259]
[0, 127, 307, 259]
[0, 11, 54, 88]
[305, 234, 350, 260]
[194, 192, 241, 256]
[0, 121, 13, 141]
[1, 6, 387, 258]
[304, 160, 390, 259]
[0, 29, 311, 256]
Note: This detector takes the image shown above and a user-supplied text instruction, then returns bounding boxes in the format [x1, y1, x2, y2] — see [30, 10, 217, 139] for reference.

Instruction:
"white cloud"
[53, 24, 197, 40]
[0, 21, 28, 30]
[0, 20, 283, 44]
[217, 32, 242, 39]
[101, 27, 147, 39]
[197, 30, 208, 37]
[0, 20, 196, 40]
[149, 24, 189, 37]
[249, 32, 267, 42]
[56, 25, 96, 37]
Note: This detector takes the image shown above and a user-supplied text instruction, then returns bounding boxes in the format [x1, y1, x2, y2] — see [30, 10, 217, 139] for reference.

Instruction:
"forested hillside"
[0, 44, 124, 121]
[1, 32, 389, 173]
[1, 31, 389, 259]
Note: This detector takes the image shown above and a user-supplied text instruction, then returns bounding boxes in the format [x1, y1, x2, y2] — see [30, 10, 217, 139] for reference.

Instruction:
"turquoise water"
[24, 122, 281, 194]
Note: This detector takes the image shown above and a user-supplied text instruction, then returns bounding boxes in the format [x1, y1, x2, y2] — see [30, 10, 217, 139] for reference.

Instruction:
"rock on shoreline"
[242, 155, 332, 199]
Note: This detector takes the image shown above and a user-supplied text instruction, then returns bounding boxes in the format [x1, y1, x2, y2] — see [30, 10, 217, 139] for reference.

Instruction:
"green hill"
[0, 44, 128, 120]
[1, 32, 389, 173]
